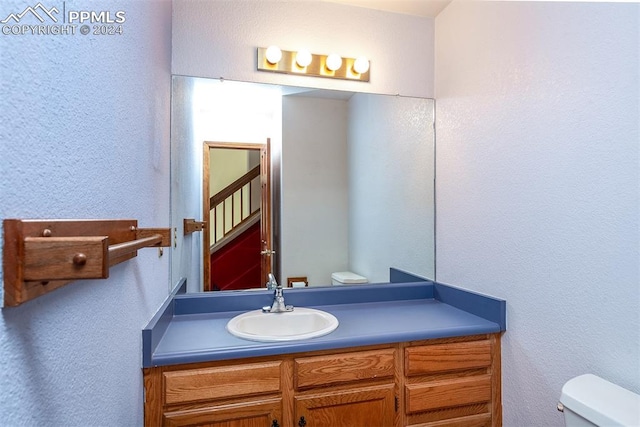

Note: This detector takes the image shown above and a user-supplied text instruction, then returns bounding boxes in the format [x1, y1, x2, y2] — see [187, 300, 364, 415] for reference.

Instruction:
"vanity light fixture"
[257, 47, 370, 82]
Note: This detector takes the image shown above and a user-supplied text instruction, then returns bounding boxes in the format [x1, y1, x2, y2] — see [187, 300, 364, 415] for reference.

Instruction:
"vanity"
[142, 270, 506, 427]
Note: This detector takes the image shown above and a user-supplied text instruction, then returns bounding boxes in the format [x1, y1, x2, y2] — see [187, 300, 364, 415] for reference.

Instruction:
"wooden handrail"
[210, 165, 260, 210]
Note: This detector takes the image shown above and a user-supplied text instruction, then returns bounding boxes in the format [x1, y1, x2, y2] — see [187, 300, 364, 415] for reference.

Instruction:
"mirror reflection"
[171, 76, 435, 293]
[205, 142, 268, 291]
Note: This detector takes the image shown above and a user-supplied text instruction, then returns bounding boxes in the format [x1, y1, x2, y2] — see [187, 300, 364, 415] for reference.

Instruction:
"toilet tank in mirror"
[170, 76, 435, 293]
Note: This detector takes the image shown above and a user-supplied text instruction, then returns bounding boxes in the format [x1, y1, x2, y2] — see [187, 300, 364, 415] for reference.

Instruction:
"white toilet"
[331, 271, 368, 286]
[559, 374, 640, 426]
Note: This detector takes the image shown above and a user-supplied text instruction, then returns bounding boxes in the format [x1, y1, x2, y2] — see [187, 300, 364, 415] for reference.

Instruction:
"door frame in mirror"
[203, 140, 274, 291]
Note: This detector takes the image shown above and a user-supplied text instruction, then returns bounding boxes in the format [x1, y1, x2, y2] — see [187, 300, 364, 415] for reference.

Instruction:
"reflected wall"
[349, 94, 435, 282]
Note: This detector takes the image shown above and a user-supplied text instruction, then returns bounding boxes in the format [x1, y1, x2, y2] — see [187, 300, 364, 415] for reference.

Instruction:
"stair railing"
[210, 165, 260, 244]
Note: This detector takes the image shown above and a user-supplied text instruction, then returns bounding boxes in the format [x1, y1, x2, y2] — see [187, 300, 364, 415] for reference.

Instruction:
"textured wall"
[435, 2, 639, 425]
[172, 0, 435, 98]
[282, 96, 350, 286]
[349, 94, 435, 282]
[0, 0, 172, 424]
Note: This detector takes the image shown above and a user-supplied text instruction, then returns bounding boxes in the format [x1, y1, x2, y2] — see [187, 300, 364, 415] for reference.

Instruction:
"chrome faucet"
[262, 274, 294, 313]
[266, 273, 278, 290]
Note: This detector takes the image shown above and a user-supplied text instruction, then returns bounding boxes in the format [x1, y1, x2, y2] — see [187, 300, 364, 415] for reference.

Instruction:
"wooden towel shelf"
[2, 219, 170, 307]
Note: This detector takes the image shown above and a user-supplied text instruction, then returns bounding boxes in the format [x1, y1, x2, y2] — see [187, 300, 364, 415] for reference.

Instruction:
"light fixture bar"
[257, 47, 370, 82]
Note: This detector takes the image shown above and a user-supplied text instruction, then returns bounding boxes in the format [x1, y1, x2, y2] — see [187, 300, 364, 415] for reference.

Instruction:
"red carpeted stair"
[210, 222, 261, 291]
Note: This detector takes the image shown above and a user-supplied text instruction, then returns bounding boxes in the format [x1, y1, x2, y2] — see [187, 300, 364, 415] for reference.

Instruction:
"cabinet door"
[163, 398, 282, 427]
[294, 384, 395, 427]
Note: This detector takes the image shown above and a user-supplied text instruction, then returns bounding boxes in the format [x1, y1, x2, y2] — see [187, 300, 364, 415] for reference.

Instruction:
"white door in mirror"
[226, 308, 339, 342]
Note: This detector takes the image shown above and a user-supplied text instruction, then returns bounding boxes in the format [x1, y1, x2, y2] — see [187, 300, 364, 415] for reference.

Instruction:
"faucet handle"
[262, 283, 294, 313]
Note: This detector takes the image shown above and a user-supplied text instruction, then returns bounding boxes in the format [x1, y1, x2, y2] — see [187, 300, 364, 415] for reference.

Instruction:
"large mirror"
[170, 75, 435, 293]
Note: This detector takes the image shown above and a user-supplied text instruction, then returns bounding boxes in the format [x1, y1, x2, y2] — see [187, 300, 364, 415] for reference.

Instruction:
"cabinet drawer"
[405, 375, 492, 414]
[163, 361, 282, 405]
[295, 348, 395, 389]
[405, 340, 491, 376]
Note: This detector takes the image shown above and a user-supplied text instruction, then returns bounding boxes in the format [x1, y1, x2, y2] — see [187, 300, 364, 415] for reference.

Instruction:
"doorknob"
[260, 249, 276, 256]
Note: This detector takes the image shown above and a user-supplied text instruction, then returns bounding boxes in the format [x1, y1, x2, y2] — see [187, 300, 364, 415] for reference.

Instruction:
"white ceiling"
[321, 0, 452, 17]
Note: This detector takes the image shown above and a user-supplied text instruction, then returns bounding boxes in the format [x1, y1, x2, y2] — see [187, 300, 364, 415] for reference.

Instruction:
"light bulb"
[353, 56, 370, 74]
[326, 53, 342, 71]
[296, 49, 312, 67]
[265, 46, 282, 64]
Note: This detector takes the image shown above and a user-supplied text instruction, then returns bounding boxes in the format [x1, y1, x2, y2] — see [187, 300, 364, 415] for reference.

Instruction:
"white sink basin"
[226, 307, 339, 342]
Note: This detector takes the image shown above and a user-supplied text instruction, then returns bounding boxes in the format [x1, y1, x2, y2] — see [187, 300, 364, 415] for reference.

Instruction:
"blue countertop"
[143, 270, 506, 368]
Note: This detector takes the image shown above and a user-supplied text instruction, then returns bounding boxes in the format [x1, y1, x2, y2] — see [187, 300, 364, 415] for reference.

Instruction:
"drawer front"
[163, 361, 282, 405]
[405, 340, 491, 376]
[295, 348, 395, 389]
[405, 375, 492, 414]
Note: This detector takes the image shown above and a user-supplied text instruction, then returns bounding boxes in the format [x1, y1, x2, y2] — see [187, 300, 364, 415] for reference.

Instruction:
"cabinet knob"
[271, 420, 280, 427]
[298, 416, 307, 427]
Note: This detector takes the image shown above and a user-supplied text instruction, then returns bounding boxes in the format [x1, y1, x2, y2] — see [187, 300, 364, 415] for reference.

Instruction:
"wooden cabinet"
[293, 348, 397, 427]
[144, 334, 501, 427]
[403, 335, 502, 427]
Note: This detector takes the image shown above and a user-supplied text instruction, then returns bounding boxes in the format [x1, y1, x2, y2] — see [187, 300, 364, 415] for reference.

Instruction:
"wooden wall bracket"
[2, 219, 171, 307]
[183, 218, 206, 235]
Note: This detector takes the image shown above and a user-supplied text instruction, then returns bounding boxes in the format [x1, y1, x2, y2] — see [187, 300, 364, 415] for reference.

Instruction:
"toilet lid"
[331, 271, 368, 284]
[560, 374, 640, 426]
